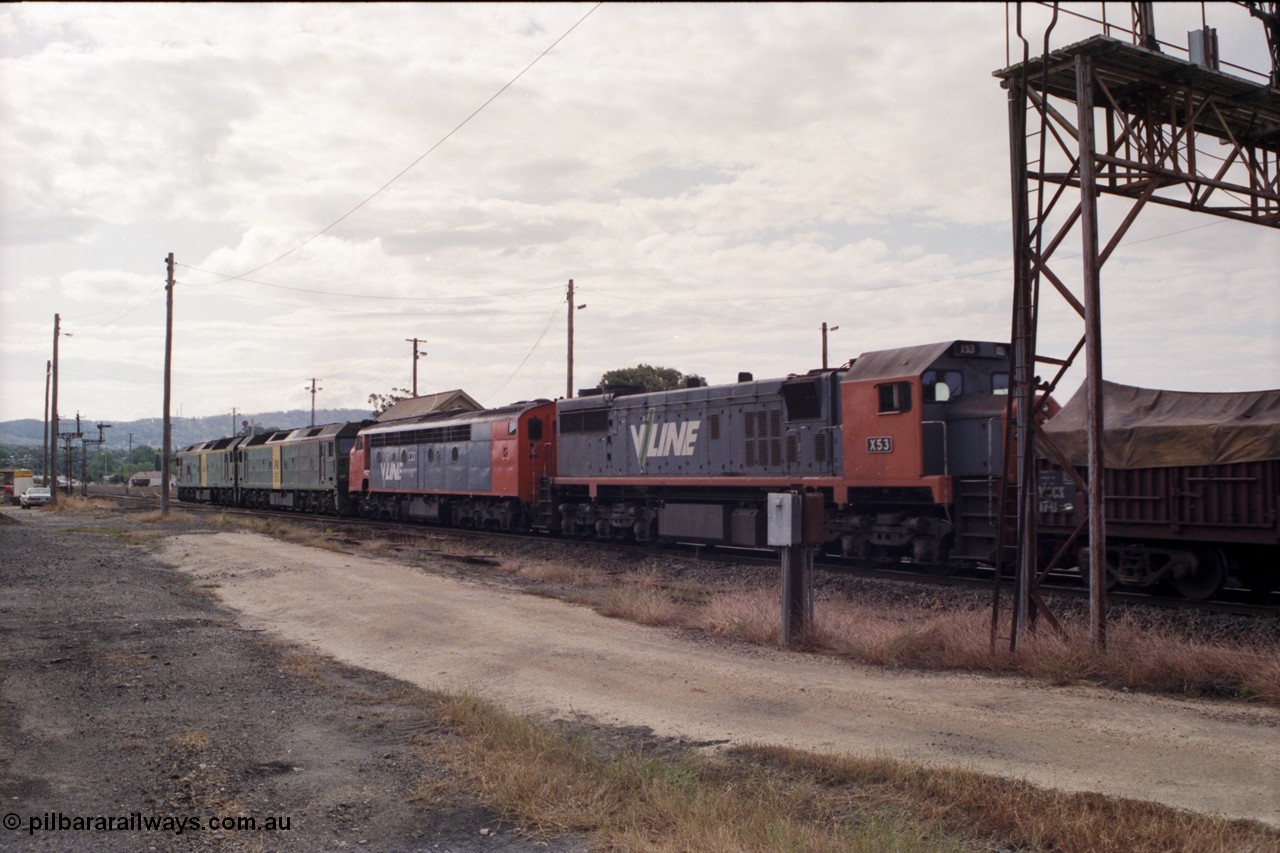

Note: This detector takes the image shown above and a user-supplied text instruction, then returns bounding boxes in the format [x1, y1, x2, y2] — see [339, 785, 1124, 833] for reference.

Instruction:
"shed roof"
[376, 389, 483, 422]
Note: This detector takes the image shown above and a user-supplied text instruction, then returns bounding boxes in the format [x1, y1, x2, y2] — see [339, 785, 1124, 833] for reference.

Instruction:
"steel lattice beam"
[992, 29, 1280, 649]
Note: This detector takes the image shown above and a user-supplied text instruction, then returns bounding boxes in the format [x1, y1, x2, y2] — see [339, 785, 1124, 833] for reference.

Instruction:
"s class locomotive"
[176, 339, 1279, 601]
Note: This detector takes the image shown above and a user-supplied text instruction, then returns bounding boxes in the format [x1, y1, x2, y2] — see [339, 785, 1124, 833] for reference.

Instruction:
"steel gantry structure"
[992, 2, 1280, 648]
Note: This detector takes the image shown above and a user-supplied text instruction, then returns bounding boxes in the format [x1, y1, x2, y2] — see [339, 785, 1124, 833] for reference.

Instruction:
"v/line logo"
[630, 410, 701, 466]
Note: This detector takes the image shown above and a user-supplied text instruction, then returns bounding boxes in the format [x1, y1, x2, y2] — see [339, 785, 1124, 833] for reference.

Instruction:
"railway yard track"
[94, 487, 1280, 622]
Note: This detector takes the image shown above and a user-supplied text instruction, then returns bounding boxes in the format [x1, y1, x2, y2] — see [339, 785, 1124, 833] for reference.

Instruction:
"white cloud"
[1, 2, 1276, 427]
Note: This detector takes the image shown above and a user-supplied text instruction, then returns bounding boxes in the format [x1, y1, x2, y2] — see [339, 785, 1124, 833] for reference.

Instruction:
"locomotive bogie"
[1072, 541, 1229, 601]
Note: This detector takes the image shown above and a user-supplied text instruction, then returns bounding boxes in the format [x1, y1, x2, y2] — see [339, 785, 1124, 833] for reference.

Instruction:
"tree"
[598, 364, 706, 393]
[368, 387, 413, 417]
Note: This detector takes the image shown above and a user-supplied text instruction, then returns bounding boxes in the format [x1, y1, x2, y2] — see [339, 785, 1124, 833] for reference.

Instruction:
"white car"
[20, 487, 52, 508]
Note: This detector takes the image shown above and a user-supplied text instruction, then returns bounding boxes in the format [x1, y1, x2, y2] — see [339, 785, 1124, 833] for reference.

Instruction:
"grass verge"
[423, 691, 1278, 853]
[689, 590, 1280, 706]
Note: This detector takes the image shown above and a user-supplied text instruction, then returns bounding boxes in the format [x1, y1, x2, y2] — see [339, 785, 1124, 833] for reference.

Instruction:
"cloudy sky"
[2, 2, 1277, 427]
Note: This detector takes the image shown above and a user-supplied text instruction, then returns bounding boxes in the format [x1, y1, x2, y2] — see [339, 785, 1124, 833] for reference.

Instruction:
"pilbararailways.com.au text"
[5, 811, 292, 836]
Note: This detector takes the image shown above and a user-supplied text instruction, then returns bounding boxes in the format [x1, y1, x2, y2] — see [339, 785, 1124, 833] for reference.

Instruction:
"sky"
[2, 2, 1277, 428]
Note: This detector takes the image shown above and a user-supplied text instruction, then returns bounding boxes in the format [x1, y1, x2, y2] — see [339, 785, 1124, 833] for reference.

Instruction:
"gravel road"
[156, 530, 1280, 828]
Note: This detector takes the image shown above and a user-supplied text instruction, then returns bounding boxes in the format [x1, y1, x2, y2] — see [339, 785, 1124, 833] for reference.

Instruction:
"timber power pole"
[821, 322, 839, 370]
[306, 377, 323, 427]
[162, 253, 174, 516]
[405, 338, 427, 397]
[566, 279, 586, 399]
[42, 359, 50, 490]
[50, 315, 60, 505]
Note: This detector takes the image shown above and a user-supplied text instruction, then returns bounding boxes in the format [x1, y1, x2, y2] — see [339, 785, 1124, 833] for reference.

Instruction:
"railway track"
[90, 487, 1279, 618]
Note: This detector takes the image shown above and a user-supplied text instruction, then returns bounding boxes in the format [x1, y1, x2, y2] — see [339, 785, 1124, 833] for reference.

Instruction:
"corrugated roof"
[376, 390, 483, 422]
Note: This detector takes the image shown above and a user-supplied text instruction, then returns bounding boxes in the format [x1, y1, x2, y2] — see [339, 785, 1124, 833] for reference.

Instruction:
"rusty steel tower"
[992, 2, 1280, 648]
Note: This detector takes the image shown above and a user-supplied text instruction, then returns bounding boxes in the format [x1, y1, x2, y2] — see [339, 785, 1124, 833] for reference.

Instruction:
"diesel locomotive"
[176, 338, 1280, 600]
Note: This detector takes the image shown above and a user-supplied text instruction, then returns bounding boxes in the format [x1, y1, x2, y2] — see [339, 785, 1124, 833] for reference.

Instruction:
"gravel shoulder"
[0, 507, 588, 852]
[3, 504, 1278, 853]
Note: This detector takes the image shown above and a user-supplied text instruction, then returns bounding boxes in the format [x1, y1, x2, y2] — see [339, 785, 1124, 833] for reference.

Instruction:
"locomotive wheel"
[1170, 547, 1227, 601]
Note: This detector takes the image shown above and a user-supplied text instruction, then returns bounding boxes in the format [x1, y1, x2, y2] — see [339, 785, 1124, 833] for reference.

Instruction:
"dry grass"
[426, 692, 965, 851]
[208, 514, 344, 551]
[505, 558, 604, 587]
[688, 590, 1280, 706]
[276, 650, 329, 679]
[169, 730, 213, 750]
[135, 508, 197, 523]
[699, 589, 783, 645]
[422, 690, 1278, 853]
[596, 584, 691, 626]
[48, 494, 118, 513]
[741, 745, 1280, 853]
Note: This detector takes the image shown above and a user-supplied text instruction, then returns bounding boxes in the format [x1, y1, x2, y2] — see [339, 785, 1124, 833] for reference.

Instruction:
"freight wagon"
[1038, 382, 1280, 599]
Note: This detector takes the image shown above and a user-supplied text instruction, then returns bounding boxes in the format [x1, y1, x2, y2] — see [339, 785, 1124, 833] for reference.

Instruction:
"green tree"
[598, 364, 706, 392]
[368, 387, 412, 417]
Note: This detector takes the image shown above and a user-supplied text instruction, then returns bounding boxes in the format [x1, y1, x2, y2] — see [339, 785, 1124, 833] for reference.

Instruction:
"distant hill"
[0, 409, 374, 450]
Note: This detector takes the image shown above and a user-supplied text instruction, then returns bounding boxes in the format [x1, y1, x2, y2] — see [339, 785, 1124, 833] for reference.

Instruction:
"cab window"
[922, 370, 962, 402]
[877, 382, 912, 414]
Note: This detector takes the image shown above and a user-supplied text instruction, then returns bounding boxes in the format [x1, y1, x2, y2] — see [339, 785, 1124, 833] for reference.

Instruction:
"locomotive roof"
[845, 340, 1005, 381]
[264, 421, 367, 444]
[844, 342, 952, 381]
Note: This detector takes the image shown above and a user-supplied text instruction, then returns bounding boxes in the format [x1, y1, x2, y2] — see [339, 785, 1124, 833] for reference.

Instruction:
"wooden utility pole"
[42, 359, 50, 490]
[162, 253, 174, 516]
[405, 338, 427, 396]
[1075, 54, 1108, 650]
[305, 377, 323, 426]
[566, 279, 585, 398]
[821, 322, 839, 370]
[50, 315, 60, 505]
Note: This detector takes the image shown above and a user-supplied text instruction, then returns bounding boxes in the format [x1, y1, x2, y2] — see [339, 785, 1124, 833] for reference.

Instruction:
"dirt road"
[159, 531, 1280, 828]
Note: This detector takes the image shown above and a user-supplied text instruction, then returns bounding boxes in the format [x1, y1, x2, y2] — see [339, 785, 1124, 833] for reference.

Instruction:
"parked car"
[20, 487, 52, 509]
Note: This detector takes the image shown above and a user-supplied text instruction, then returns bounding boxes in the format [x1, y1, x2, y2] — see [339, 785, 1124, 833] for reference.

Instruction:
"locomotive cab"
[832, 340, 1011, 567]
[839, 340, 1009, 501]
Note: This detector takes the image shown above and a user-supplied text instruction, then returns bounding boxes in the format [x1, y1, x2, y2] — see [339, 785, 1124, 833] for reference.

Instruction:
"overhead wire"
[200, 2, 604, 286]
[480, 296, 565, 403]
[176, 262, 565, 301]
